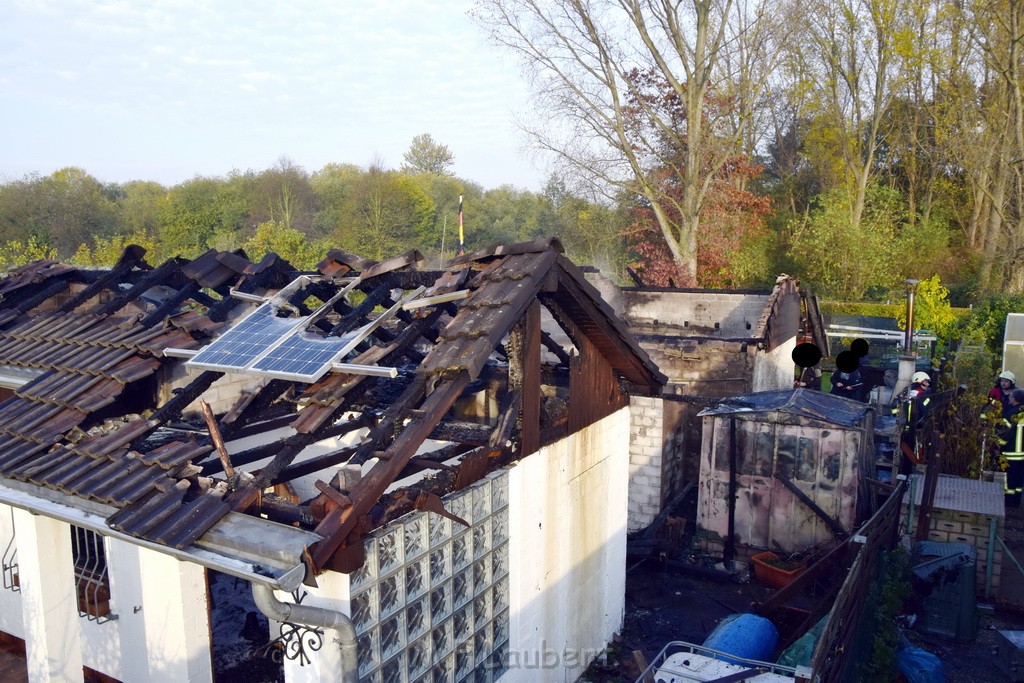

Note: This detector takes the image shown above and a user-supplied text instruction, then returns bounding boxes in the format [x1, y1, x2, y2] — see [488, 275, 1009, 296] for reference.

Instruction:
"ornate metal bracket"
[254, 588, 326, 667]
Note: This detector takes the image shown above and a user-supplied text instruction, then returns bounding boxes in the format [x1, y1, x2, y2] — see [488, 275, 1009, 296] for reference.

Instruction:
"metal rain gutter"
[0, 481, 308, 592]
[251, 582, 358, 683]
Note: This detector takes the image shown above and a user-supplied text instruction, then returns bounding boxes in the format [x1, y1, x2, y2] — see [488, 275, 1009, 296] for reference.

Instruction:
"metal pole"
[440, 214, 448, 266]
[725, 417, 737, 564]
[985, 516, 997, 600]
[904, 279, 919, 353]
[906, 474, 916, 536]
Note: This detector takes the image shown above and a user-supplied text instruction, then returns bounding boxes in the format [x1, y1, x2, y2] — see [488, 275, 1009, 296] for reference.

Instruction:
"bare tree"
[473, 0, 786, 283]
[794, 0, 911, 230]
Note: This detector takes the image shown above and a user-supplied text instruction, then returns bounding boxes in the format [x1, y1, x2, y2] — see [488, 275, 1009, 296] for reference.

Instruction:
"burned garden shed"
[695, 389, 875, 557]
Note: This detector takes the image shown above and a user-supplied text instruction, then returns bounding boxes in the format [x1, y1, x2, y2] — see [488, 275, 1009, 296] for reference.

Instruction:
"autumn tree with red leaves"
[622, 71, 773, 288]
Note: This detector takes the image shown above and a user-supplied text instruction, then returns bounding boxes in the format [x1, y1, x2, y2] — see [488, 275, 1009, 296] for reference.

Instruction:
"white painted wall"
[1, 510, 213, 683]
[0, 503, 23, 638]
[505, 406, 629, 682]
[284, 407, 631, 683]
[12, 509, 83, 683]
[275, 571, 350, 683]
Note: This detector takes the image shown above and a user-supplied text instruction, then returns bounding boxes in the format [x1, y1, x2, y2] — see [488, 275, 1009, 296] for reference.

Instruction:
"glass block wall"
[350, 470, 511, 683]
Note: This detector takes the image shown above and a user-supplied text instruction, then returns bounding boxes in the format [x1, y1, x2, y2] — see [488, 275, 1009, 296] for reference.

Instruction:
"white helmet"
[911, 371, 931, 384]
[999, 370, 1017, 383]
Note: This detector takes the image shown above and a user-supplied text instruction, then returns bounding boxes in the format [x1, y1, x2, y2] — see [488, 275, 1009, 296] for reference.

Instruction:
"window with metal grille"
[71, 526, 115, 622]
[1, 509, 16, 592]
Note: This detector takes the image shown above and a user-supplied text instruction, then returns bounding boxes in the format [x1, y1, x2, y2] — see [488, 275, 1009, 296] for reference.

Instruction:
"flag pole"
[457, 194, 465, 256]
[440, 214, 448, 267]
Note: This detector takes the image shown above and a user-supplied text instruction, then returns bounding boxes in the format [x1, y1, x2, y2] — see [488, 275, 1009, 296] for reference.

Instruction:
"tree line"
[472, 0, 1024, 301]
[0, 138, 624, 275]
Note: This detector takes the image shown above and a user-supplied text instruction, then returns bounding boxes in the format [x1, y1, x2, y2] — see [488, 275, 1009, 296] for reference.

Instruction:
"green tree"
[310, 163, 363, 239]
[788, 184, 903, 297]
[250, 158, 317, 233]
[156, 177, 231, 260]
[474, 0, 789, 284]
[344, 164, 435, 260]
[401, 134, 455, 175]
[242, 221, 327, 270]
[115, 180, 167, 237]
[31, 167, 117, 255]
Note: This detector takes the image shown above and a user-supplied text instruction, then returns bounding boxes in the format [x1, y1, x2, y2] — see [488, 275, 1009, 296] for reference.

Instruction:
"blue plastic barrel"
[701, 613, 779, 665]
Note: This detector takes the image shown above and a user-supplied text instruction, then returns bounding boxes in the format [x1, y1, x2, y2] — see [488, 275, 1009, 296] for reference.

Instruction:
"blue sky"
[0, 1, 542, 190]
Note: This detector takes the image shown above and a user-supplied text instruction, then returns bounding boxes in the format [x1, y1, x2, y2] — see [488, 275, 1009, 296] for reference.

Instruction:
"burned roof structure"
[0, 238, 665, 584]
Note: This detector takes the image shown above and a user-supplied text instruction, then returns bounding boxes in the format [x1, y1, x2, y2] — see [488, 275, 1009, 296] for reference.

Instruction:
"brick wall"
[629, 396, 664, 532]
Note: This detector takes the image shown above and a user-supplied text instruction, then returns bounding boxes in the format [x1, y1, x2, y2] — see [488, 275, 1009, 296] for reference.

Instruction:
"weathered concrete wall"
[622, 290, 771, 338]
[638, 337, 755, 397]
[158, 364, 268, 418]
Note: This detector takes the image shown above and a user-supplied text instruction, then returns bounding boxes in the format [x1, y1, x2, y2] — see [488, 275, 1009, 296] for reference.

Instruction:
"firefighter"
[989, 370, 1017, 412]
[1001, 388, 1024, 506]
[895, 371, 933, 475]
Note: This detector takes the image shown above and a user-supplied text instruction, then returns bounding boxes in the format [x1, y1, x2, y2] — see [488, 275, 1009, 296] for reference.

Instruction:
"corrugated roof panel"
[905, 473, 1005, 517]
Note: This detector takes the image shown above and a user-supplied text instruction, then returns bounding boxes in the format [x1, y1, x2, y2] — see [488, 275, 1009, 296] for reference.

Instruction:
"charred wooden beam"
[396, 444, 476, 480]
[427, 420, 493, 445]
[508, 301, 541, 456]
[348, 377, 429, 467]
[541, 331, 572, 366]
[94, 258, 182, 317]
[205, 254, 287, 323]
[310, 371, 470, 571]
[270, 445, 358, 485]
[205, 413, 373, 477]
[489, 390, 521, 450]
[217, 379, 293, 439]
[260, 495, 316, 526]
[329, 284, 392, 335]
[58, 244, 148, 314]
[129, 370, 223, 450]
[357, 271, 443, 290]
[140, 281, 201, 328]
[9, 279, 72, 317]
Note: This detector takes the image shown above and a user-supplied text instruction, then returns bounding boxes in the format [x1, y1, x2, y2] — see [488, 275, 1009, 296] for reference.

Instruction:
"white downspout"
[251, 581, 359, 683]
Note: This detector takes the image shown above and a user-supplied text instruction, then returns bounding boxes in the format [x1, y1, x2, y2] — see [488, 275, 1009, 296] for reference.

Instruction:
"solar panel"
[249, 324, 368, 382]
[185, 277, 423, 381]
[187, 306, 303, 372]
